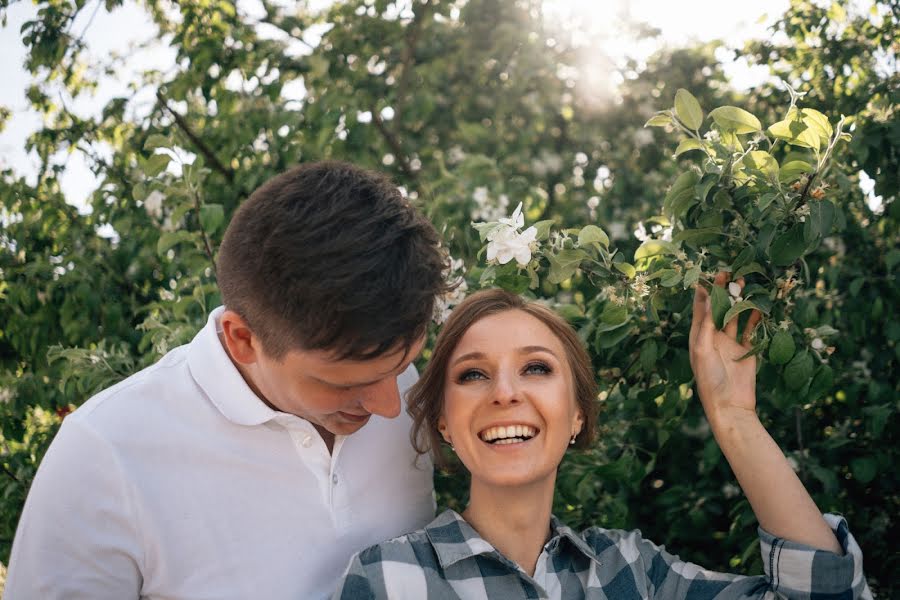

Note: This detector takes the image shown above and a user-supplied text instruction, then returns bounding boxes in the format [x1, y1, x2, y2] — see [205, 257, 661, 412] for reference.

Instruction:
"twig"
[0, 462, 20, 484]
[371, 107, 417, 182]
[156, 90, 234, 183]
[191, 187, 218, 274]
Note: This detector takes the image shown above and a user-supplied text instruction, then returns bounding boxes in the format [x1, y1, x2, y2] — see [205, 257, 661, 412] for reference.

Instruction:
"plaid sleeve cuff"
[759, 513, 872, 599]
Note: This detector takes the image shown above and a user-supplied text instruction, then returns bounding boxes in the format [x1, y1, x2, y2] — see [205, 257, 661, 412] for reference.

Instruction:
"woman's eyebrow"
[451, 346, 559, 366]
[517, 345, 558, 357]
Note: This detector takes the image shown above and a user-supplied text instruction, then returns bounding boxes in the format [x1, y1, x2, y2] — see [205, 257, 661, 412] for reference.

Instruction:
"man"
[5, 161, 449, 599]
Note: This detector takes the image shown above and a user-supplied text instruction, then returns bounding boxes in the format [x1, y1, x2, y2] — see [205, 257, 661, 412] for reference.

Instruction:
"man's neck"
[315, 425, 335, 453]
[462, 476, 556, 577]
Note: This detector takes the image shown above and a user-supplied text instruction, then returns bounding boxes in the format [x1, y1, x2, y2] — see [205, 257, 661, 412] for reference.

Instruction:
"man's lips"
[337, 411, 371, 423]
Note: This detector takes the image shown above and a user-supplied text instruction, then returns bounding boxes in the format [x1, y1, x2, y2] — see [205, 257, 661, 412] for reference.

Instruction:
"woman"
[334, 279, 869, 599]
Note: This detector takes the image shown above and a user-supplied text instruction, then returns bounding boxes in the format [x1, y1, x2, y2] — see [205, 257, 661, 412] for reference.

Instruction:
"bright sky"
[0, 0, 794, 210]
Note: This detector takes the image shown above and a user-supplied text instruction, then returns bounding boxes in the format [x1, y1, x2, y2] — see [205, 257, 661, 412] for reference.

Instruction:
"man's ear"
[219, 309, 261, 365]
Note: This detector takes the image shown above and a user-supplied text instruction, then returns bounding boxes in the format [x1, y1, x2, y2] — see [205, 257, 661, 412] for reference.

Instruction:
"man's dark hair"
[217, 160, 448, 360]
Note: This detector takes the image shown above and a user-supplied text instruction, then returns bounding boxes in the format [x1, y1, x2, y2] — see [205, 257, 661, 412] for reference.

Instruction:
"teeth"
[479, 425, 537, 442]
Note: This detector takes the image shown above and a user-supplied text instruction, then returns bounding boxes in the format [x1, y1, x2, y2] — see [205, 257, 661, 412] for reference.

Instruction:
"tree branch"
[394, 0, 432, 121]
[156, 90, 234, 182]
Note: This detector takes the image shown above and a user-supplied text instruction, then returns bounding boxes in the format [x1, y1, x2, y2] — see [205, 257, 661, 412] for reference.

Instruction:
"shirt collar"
[186, 306, 279, 426]
[424, 510, 601, 569]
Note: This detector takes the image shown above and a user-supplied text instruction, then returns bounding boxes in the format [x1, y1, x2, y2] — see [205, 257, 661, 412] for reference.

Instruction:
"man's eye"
[524, 362, 551, 375]
[458, 369, 487, 382]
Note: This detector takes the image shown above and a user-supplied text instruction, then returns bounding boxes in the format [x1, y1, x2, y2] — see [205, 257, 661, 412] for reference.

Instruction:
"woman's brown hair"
[408, 289, 598, 467]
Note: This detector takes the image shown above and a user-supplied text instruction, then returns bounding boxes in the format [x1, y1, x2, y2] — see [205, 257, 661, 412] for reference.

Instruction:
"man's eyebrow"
[451, 346, 559, 366]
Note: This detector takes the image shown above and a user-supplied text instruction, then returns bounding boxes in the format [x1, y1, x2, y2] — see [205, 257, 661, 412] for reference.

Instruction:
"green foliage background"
[1, 0, 897, 594]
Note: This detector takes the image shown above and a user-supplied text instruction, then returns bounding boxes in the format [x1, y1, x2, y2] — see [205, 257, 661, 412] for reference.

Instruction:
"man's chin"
[330, 412, 372, 434]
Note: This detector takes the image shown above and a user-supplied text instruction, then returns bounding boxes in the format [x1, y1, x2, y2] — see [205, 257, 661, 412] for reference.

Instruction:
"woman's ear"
[572, 409, 585, 438]
[437, 416, 451, 445]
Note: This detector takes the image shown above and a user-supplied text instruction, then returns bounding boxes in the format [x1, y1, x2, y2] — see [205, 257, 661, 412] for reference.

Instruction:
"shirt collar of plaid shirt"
[423, 509, 602, 571]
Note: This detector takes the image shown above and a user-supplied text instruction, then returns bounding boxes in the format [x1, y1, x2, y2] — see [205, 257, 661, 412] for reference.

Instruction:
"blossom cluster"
[485, 202, 538, 268]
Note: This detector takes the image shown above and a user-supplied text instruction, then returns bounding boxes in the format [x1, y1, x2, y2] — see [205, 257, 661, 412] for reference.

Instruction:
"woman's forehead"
[452, 309, 566, 356]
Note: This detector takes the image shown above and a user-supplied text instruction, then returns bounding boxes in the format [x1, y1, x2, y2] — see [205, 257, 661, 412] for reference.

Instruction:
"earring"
[569, 434, 576, 445]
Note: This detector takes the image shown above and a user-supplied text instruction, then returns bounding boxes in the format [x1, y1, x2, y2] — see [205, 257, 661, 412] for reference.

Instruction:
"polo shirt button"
[332, 474, 338, 485]
[301, 434, 313, 448]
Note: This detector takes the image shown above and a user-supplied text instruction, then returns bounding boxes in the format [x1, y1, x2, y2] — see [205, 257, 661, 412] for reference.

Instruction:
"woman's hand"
[689, 272, 762, 424]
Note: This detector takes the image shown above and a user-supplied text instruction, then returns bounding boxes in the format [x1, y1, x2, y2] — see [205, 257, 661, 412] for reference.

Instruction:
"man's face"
[247, 337, 426, 437]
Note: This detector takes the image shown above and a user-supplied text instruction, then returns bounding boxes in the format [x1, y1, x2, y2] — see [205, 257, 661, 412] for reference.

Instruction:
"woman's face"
[438, 309, 583, 489]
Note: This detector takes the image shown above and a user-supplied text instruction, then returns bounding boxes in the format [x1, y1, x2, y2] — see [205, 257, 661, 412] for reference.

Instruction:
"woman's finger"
[690, 284, 708, 348]
[742, 309, 762, 348]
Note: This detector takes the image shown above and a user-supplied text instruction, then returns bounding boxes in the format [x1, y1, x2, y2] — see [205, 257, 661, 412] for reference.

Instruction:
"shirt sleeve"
[332, 553, 378, 600]
[630, 514, 871, 599]
[4, 416, 143, 600]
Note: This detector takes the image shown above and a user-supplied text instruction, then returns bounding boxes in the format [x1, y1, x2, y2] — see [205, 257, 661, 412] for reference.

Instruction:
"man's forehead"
[289, 336, 425, 382]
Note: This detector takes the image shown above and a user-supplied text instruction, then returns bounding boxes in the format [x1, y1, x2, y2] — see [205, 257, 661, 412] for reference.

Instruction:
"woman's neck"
[462, 476, 556, 577]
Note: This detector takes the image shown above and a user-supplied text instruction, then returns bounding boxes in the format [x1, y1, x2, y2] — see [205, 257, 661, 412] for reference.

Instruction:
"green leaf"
[600, 303, 628, 326]
[850, 457, 877, 485]
[663, 171, 700, 219]
[144, 134, 170, 150]
[769, 225, 806, 266]
[672, 227, 721, 245]
[784, 350, 813, 390]
[634, 240, 677, 261]
[533, 219, 554, 241]
[143, 153, 171, 177]
[808, 365, 834, 401]
[722, 300, 758, 327]
[710, 285, 730, 330]
[769, 330, 795, 365]
[742, 150, 779, 180]
[644, 113, 671, 127]
[199, 203, 225, 235]
[731, 246, 756, 272]
[778, 160, 814, 183]
[156, 231, 195, 256]
[472, 221, 501, 242]
[495, 271, 531, 293]
[734, 262, 765, 279]
[798, 108, 833, 147]
[674, 89, 704, 130]
[640, 340, 658, 372]
[614, 262, 636, 278]
[803, 200, 835, 242]
[674, 138, 703, 156]
[709, 106, 762, 134]
[682, 264, 701, 289]
[659, 270, 682, 287]
[595, 321, 633, 349]
[577, 225, 609, 247]
[547, 248, 588, 284]
[767, 110, 822, 149]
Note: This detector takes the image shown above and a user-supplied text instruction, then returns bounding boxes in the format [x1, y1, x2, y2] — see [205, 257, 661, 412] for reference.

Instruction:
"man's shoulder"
[71, 344, 193, 431]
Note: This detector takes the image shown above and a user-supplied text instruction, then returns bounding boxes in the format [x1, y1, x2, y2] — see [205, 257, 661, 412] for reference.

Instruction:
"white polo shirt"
[5, 308, 435, 600]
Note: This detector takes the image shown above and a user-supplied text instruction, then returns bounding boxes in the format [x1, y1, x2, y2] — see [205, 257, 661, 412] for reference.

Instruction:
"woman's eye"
[524, 362, 551, 375]
[458, 369, 487, 382]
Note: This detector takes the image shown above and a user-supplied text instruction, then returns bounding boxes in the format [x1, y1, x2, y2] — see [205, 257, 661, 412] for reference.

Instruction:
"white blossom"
[811, 338, 826, 351]
[728, 282, 742, 298]
[144, 190, 165, 219]
[486, 223, 537, 266]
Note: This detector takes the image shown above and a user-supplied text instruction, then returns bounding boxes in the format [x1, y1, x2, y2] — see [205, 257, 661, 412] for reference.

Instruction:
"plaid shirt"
[334, 509, 870, 599]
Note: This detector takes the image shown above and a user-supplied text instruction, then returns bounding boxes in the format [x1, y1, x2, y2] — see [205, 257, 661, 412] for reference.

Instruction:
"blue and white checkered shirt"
[334, 509, 870, 599]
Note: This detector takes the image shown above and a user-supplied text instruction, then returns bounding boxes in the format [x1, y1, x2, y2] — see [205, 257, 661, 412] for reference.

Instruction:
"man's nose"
[360, 377, 402, 418]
